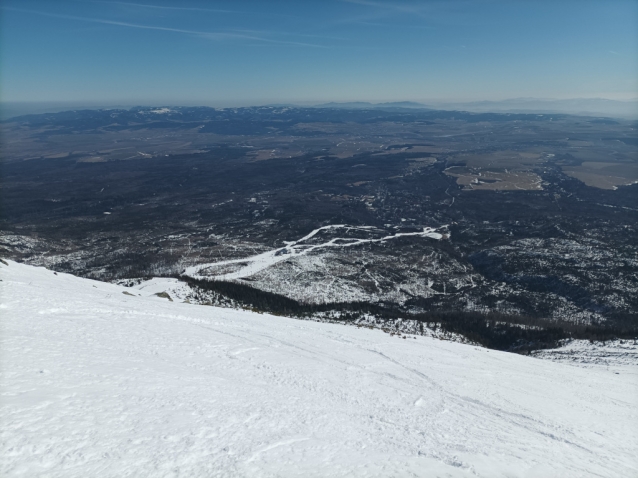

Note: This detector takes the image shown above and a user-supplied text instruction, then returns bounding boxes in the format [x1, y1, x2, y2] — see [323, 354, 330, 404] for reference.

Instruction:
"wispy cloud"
[343, 0, 428, 15]
[339, 0, 471, 24]
[230, 27, 347, 42]
[349, 20, 432, 29]
[609, 50, 621, 56]
[3, 6, 327, 47]
[89, 0, 239, 14]
[88, 0, 297, 19]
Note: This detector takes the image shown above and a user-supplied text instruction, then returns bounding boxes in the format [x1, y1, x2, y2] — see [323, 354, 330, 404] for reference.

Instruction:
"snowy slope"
[531, 339, 638, 369]
[1, 261, 637, 478]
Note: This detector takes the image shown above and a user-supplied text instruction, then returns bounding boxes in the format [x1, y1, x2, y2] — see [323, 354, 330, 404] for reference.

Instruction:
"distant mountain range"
[2, 98, 637, 121]
[313, 98, 638, 119]
[428, 98, 638, 119]
[315, 101, 430, 110]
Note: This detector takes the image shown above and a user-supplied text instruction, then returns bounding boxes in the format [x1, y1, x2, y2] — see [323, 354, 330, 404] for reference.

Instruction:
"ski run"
[184, 225, 446, 281]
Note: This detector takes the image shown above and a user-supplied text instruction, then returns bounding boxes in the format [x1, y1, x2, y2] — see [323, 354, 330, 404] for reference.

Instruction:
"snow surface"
[149, 108, 173, 114]
[532, 339, 638, 370]
[1, 260, 637, 477]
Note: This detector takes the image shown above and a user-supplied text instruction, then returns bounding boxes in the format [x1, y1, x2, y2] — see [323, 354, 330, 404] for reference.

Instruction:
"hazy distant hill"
[315, 101, 429, 110]
[4, 98, 635, 121]
[428, 98, 638, 119]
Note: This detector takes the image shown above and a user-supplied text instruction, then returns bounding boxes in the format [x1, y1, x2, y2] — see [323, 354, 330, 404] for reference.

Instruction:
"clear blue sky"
[2, 0, 637, 105]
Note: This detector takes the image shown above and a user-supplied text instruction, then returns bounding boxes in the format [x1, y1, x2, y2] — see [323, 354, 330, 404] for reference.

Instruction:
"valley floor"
[1, 261, 636, 477]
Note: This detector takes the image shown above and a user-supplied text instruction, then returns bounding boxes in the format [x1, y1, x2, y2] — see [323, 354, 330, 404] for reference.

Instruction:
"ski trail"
[183, 225, 447, 281]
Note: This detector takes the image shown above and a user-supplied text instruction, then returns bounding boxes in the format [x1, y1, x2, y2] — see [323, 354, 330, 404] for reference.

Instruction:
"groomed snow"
[1, 260, 636, 477]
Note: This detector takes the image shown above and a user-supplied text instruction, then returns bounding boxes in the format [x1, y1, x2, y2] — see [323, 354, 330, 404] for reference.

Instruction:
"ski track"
[1, 260, 637, 477]
[184, 225, 445, 281]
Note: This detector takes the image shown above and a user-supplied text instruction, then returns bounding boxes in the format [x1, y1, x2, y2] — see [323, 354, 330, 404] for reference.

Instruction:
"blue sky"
[2, 0, 637, 105]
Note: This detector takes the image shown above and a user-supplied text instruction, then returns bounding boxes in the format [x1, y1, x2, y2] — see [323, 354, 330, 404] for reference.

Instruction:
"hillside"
[1, 260, 636, 477]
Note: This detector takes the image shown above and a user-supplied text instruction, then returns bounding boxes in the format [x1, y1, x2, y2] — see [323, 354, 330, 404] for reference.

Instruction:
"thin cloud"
[343, 0, 426, 14]
[89, 0, 239, 14]
[87, 0, 297, 19]
[609, 50, 621, 56]
[3, 6, 327, 48]
[231, 28, 347, 42]
[350, 20, 432, 29]
[340, 0, 472, 23]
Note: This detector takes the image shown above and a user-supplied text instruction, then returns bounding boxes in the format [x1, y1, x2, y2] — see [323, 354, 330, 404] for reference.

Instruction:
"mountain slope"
[1, 261, 636, 477]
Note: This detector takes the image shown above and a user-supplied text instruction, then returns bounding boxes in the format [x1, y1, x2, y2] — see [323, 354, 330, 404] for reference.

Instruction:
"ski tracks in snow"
[1, 261, 637, 477]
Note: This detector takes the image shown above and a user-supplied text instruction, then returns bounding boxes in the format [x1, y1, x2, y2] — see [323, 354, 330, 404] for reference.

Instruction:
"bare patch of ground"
[562, 162, 638, 189]
[445, 167, 543, 191]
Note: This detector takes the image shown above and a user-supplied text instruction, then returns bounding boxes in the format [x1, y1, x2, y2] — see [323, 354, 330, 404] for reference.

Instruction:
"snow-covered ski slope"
[1, 261, 636, 478]
[184, 224, 445, 281]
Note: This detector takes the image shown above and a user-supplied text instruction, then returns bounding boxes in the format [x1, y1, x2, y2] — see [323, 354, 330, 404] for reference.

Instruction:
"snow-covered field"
[1, 260, 637, 477]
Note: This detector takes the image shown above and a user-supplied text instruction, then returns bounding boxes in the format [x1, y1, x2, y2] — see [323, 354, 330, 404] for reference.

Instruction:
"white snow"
[1, 260, 637, 477]
[129, 277, 193, 301]
[185, 225, 446, 281]
[532, 339, 638, 370]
